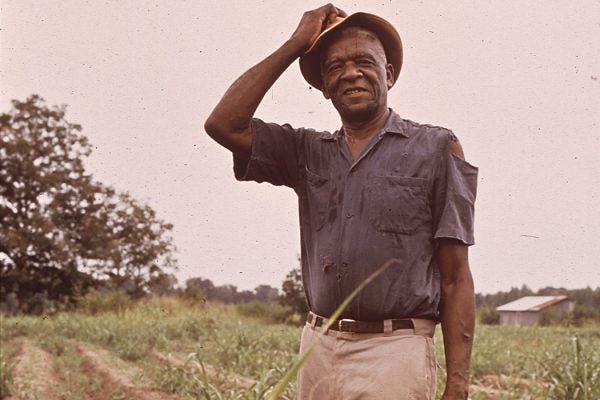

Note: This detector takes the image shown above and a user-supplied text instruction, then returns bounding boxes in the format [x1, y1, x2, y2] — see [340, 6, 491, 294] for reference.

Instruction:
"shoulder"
[401, 117, 466, 160]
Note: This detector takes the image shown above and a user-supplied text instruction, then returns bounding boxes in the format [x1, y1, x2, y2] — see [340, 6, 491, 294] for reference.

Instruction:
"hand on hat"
[290, 4, 347, 54]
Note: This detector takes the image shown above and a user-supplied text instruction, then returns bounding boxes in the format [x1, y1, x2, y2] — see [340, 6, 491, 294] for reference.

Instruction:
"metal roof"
[496, 296, 570, 312]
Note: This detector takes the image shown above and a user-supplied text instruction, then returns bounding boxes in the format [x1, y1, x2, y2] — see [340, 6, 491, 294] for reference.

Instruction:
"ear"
[386, 63, 394, 89]
[322, 82, 331, 99]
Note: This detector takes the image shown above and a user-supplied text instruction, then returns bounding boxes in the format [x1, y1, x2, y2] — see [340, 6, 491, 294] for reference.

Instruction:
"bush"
[571, 304, 600, 325]
[539, 309, 561, 326]
[75, 289, 133, 315]
[478, 306, 500, 325]
[179, 285, 207, 306]
[236, 300, 292, 324]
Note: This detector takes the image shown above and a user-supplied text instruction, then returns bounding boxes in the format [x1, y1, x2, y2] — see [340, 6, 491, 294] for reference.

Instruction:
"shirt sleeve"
[233, 118, 306, 189]
[431, 133, 479, 245]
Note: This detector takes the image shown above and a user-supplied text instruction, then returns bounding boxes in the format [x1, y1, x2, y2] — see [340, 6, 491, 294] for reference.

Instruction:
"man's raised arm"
[204, 4, 345, 157]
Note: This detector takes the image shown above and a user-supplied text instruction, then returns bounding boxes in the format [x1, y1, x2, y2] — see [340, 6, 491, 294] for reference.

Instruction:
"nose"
[340, 63, 363, 81]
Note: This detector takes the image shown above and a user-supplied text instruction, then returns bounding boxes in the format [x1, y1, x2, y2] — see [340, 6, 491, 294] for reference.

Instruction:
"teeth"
[346, 89, 362, 94]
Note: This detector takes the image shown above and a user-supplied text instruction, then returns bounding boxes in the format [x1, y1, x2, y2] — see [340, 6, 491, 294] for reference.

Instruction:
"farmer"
[205, 4, 478, 399]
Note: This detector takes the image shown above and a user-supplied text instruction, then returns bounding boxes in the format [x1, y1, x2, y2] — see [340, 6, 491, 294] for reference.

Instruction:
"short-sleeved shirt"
[234, 110, 478, 321]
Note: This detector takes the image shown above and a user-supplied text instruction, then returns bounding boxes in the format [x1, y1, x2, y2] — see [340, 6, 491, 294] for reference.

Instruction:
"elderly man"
[205, 4, 477, 399]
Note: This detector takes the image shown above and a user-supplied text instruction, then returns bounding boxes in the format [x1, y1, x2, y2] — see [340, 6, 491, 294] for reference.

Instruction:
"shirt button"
[346, 212, 354, 219]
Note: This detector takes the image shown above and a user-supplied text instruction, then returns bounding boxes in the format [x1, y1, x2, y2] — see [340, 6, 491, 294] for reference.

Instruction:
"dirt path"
[153, 350, 256, 390]
[9, 338, 62, 400]
[75, 342, 178, 400]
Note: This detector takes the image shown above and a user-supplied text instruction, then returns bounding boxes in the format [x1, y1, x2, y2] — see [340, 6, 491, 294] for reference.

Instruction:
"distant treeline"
[475, 285, 600, 309]
[476, 285, 600, 325]
[182, 277, 280, 305]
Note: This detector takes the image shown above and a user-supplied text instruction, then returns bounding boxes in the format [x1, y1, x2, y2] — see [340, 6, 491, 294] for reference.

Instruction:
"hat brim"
[299, 12, 403, 91]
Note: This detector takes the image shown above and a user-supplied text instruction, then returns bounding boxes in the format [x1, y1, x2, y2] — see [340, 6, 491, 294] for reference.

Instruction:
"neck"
[342, 108, 390, 142]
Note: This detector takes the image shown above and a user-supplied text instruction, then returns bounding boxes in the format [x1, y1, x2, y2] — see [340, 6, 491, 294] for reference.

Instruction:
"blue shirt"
[234, 110, 478, 321]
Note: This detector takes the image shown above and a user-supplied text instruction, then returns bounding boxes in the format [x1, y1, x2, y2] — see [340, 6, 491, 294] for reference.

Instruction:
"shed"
[496, 296, 574, 326]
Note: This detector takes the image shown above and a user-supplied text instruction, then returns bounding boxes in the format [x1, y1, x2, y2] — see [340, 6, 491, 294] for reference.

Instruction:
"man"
[205, 4, 477, 399]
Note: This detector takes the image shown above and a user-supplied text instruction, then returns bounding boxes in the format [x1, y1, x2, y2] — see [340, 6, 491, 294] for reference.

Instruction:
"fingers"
[290, 4, 347, 52]
[317, 3, 346, 23]
[335, 7, 347, 18]
[326, 4, 346, 21]
[328, 8, 346, 27]
[327, 12, 338, 25]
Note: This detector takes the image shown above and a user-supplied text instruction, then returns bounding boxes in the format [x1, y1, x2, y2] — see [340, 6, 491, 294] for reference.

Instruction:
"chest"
[301, 135, 438, 233]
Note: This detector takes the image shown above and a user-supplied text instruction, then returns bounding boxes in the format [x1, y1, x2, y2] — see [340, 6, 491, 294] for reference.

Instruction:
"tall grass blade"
[267, 258, 400, 400]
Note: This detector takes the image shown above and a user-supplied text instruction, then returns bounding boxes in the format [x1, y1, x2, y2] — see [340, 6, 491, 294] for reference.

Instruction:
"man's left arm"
[436, 137, 476, 400]
[438, 238, 474, 400]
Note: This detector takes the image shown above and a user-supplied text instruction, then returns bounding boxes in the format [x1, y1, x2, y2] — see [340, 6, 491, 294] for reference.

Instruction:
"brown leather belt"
[307, 312, 414, 333]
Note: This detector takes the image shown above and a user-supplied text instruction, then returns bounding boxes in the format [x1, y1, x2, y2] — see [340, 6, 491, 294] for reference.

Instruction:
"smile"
[343, 88, 367, 95]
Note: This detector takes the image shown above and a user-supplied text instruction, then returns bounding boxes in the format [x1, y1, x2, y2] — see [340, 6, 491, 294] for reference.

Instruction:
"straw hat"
[299, 12, 403, 91]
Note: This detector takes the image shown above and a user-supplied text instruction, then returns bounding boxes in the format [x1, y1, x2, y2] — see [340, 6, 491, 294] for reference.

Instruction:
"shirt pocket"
[366, 175, 428, 235]
[305, 167, 331, 231]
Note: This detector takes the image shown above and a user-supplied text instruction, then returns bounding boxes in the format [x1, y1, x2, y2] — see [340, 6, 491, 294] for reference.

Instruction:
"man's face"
[320, 28, 394, 123]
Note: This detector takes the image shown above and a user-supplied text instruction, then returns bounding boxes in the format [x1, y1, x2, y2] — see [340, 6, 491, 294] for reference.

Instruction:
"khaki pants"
[297, 319, 437, 400]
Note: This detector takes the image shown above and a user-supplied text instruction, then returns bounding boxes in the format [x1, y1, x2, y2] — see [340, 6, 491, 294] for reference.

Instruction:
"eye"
[356, 58, 374, 66]
[326, 63, 342, 74]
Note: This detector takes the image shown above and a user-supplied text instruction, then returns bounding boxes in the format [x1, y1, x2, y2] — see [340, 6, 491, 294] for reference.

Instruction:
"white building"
[496, 296, 575, 326]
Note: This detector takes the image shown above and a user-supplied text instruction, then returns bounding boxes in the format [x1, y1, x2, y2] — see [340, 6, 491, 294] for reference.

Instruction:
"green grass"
[436, 324, 600, 399]
[1, 298, 599, 399]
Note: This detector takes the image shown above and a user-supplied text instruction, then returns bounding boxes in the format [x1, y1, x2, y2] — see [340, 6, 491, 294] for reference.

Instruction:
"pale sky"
[2, 1, 599, 294]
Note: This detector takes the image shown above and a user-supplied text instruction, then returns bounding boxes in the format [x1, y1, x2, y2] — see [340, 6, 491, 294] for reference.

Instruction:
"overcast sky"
[2, 1, 599, 294]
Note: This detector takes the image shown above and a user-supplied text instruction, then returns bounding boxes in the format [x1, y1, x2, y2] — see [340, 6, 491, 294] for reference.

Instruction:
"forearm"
[204, 4, 345, 154]
[204, 37, 305, 151]
[440, 269, 475, 399]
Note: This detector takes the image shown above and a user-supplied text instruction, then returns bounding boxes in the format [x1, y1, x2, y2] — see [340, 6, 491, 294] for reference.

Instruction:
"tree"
[254, 284, 279, 304]
[0, 95, 176, 306]
[211, 284, 239, 304]
[94, 192, 177, 298]
[235, 290, 255, 303]
[148, 272, 178, 296]
[280, 266, 308, 315]
[184, 277, 215, 301]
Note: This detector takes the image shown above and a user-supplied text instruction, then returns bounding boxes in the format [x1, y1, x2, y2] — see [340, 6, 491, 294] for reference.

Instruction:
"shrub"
[236, 300, 292, 324]
[571, 304, 600, 325]
[75, 289, 133, 315]
[179, 285, 207, 306]
[478, 306, 500, 325]
[539, 310, 561, 326]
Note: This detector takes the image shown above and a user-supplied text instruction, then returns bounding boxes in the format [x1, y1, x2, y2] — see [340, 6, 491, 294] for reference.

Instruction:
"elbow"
[203, 113, 252, 154]
[203, 112, 248, 141]
[204, 114, 220, 140]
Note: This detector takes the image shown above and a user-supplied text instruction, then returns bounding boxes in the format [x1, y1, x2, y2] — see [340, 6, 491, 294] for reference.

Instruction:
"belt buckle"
[338, 319, 354, 332]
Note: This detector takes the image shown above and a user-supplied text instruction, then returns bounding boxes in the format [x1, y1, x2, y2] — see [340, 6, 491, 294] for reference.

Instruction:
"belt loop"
[383, 319, 393, 334]
[309, 312, 318, 329]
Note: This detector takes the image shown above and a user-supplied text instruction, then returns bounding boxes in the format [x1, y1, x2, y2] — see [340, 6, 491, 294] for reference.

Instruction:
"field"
[0, 298, 598, 400]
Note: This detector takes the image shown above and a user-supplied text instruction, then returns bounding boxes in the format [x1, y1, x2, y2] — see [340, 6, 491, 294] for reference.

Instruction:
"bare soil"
[8, 338, 62, 400]
[75, 342, 178, 400]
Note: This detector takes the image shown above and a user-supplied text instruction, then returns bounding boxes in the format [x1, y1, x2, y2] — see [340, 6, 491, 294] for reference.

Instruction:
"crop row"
[1, 297, 598, 399]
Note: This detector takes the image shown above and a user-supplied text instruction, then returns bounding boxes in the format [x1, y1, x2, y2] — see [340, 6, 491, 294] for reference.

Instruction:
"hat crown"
[299, 12, 403, 91]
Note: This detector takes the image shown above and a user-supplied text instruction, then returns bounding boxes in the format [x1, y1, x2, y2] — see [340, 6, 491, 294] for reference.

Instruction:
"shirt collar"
[322, 108, 410, 141]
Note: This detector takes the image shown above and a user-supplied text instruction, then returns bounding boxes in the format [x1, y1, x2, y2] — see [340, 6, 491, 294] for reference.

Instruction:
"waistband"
[306, 311, 435, 338]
